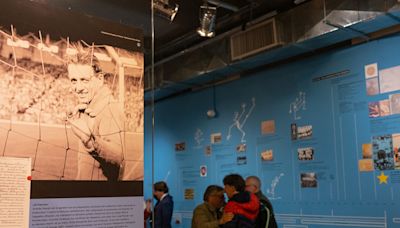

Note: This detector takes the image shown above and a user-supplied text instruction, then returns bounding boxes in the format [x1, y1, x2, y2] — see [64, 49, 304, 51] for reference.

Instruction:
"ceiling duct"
[230, 18, 283, 61]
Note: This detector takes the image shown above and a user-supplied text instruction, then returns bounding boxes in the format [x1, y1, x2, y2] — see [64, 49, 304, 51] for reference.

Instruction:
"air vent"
[230, 18, 281, 61]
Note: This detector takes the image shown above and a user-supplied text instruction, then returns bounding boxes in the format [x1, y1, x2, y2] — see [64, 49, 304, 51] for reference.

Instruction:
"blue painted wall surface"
[144, 34, 400, 227]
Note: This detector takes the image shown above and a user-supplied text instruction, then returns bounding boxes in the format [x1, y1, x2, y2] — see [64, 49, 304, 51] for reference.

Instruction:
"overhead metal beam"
[207, 0, 239, 12]
[323, 20, 370, 41]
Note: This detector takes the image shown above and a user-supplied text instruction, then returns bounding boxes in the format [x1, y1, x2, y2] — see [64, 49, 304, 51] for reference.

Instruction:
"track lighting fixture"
[153, 0, 179, 22]
[197, 4, 217, 37]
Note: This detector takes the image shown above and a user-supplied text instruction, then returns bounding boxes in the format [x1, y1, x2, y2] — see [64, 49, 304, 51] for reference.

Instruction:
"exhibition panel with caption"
[0, 3, 144, 227]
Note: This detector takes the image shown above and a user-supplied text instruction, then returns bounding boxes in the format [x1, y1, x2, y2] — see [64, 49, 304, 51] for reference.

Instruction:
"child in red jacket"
[222, 174, 259, 228]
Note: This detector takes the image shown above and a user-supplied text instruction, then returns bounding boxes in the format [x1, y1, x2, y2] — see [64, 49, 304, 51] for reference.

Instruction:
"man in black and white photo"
[67, 52, 126, 181]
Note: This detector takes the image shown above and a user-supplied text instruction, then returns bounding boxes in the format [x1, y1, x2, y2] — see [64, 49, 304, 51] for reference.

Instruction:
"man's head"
[67, 53, 103, 104]
[201, 166, 207, 175]
[153, 181, 169, 200]
[223, 174, 245, 199]
[203, 185, 224, 209]
[245, 176, 261, 194]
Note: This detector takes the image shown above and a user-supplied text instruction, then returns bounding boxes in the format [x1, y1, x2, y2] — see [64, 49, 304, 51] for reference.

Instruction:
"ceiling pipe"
[207, 0, 239, 12]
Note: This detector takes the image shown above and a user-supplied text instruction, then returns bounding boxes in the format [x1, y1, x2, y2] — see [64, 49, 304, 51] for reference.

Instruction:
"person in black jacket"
[245, 176, 278, 228]
[151, 181, 174, 228]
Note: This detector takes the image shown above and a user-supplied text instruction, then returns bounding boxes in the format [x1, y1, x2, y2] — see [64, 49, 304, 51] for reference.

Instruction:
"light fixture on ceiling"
[197, 4, 217, 38]
[153, 0, 179, 22]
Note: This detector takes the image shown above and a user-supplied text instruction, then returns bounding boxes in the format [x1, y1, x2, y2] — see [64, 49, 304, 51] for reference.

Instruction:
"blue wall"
[145, 34, 400, 227]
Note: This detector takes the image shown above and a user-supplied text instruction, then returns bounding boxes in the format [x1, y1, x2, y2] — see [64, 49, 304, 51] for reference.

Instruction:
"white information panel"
[30, 196, 144, 228]
[0, 156, 31, 228]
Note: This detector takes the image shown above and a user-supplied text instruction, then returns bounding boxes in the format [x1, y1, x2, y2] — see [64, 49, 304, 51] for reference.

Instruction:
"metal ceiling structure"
[145, 0, 400, 103]
[2, 0, 400, 103]
[14, 0, 301, 62]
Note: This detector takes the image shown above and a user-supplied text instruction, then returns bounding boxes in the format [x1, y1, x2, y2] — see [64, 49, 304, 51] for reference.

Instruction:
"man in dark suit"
[152, 181, 174, 228]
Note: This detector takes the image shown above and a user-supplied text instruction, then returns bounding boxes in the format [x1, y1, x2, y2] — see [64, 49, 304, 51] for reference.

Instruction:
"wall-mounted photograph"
[298, 147, 314, 161]
[300, 172, 317, 188]
[0, 28, 144, 181]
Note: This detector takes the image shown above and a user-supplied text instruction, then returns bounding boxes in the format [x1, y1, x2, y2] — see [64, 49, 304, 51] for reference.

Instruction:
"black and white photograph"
[297, 147, 314, 160]
[237, 156, 247, 165]
[0, 27, 144, 181]
[204, 145, 212, 156]
[297, 125, 312, 139]
[300, 172, 317, 188]
[290, 123, 297, 140]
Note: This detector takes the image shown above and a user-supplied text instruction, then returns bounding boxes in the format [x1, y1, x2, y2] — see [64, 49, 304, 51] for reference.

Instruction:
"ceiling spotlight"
[153, 0, 179, 22]
[197, 5, 217, 38]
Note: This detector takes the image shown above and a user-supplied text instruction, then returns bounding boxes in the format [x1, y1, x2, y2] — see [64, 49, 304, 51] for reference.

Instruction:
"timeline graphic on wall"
[153, 33, 400, 228]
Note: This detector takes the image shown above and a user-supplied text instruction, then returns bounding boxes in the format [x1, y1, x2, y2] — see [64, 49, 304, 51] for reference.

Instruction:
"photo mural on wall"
[0, 27, 144, 181]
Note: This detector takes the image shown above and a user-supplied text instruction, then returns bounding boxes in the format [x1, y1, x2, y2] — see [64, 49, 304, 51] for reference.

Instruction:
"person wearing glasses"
[192, 185, 234, 228]
[245, 176, 278, 228]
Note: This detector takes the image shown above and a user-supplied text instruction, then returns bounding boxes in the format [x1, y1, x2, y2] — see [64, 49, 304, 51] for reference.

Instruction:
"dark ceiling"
[0, 0, 303, 65]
